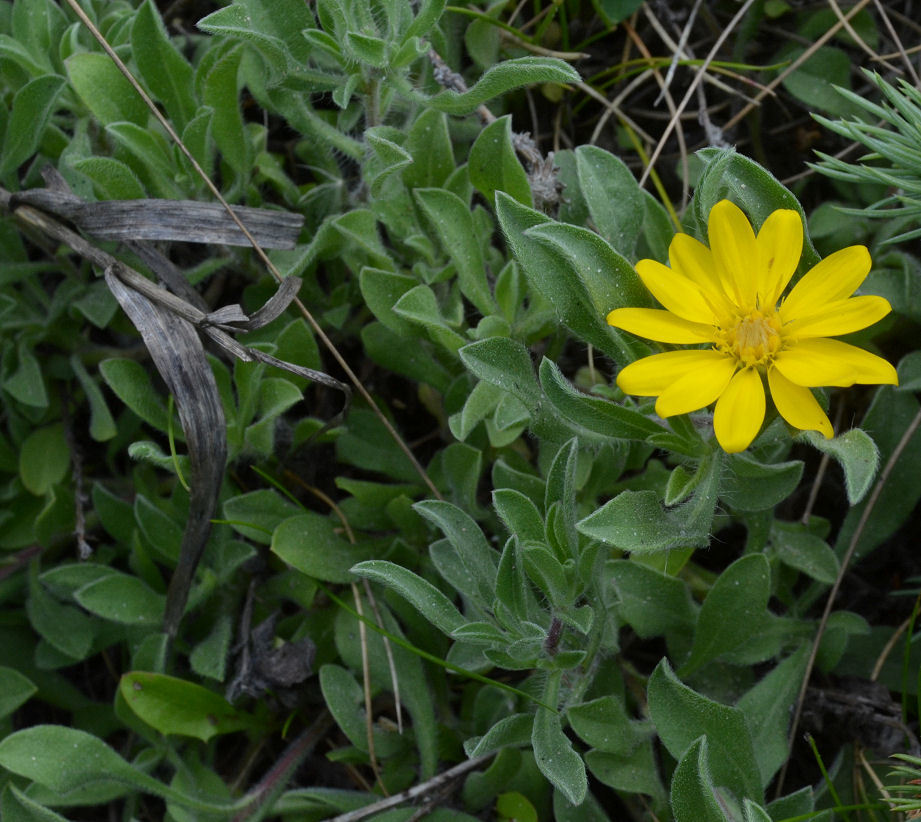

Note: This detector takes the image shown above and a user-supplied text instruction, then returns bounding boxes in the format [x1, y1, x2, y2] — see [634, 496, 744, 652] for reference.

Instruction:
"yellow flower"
[607, 199, 897, 453]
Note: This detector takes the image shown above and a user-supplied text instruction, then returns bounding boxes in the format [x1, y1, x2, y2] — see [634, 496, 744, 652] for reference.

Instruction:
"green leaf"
[4, 343, 47, 408]
[105, 122, 181, 200]
[574, 145, 643, 257]
[0, 74, 65, 175]
[119, 672, 256, 741]
[720, 454, 803, 512]
[131, 0, 195, 128]
[670, 737, 726, 822]
[392, 284, 467, 352]
[365, 130, 413, 197]
[414, 500, 497, 604]
[538, 358, 666, 441]
[778, 45, 862, 117]
[189, 614, 232, 681]
[449, 380, 504, 441]
[70, 355, 117, 441]
[430, 57, 580, 115]
[201, 44, 250, 175]
[460, 337, 540, 410]
[493, 488, 545, 543]
[197, 4, 289, 80]
[496, 194, 646, 364]
[0, 725, 231, 812]
[272, 512, 372, 583]
[403, 108, 455, 189]
[1, 784, 71, 821]
[351, 560, 466, 635]
[27, 573, 95, 661]
[134, 495, 183, 561]
[578, 453, 719, 553]
[692, 148, 818, 267]
[606, 559, 696, 639]
[345, 31, 387, 67]
[800, 428, 879, 505]
[648, 660, 762, 803]
[319, 665, 402, 756]
[464, 713, 534, 757]
[414, 188, 495, 315]
[0, 667, 36, 720]
[743, 799, 773, 822]
[836, 389, 921, 560]
[567, 696, 648, 756]
[736, 645, 809, 787]
[584, 741, 666, 803]
[73, 156, 146, 200]
[100, 358, 169, 432]
[680, 554, 771, 676]
[65, 52, 148, 126]
[533, 706, 587, 805]
[74, 573, 166, 626]
[19, 424, 68, 495]
[222, 488, 299, 544]
[404, 0, 446, 40]
[771, 521, 839, 584]
[469, 115, 531, 208]
[362, 322, 452, 392]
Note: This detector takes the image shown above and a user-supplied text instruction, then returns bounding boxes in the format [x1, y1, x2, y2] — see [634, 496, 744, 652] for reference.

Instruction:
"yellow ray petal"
[757, 208, 803, 308]
[768, 367, 833, 438]
[617, 349, 731, 396]
[781, 295, 892, 338]
[607, 307, 715, 343]
[773, 338, 898, 387]
[655, 356, 737, 417]
[781, 245, 871, 318]
[713, 367, 766, 453]
[668, 233, 735, 318]
[634, 259, 718, 324]
[708, 200, 760, 310]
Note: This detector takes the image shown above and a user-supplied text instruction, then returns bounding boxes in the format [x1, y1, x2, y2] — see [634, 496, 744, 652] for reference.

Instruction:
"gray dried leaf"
[104, 266, 226, 639]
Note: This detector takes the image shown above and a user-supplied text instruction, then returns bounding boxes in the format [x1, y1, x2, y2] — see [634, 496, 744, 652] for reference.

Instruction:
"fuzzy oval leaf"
[0, 73, 65, 175]
[670, 737, 726, 822]
[65, 52, 148, 126]
[800, 428, 879, 505]
[460, 337, 540, 410]
[0, 667, 37, 720]
[430, 57, 579, 115]
[414, 188, 495, 315]
[132, 0, 195, 127]
[99, 358, 169, 432]
[532, 706, 587, 805]
[680, 554, 771, 676]
[648, 660, 762, 803]
[19, 423, 68, 495]
[469, 115, 531, 207]
[0, 725, 160, 797]
[119, 672, 256, 741]
[272, 513, 372, 583]
[539, 358, 666, 440]
[771, 521, 839, 584]
[414, 500, 497, 604]
[74, 573, 166, 626]
[574, 145, 643, 257]
[351, 560, 465, 635]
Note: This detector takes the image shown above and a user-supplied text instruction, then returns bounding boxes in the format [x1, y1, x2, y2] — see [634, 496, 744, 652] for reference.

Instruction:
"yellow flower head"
[607, 199, 898, 453]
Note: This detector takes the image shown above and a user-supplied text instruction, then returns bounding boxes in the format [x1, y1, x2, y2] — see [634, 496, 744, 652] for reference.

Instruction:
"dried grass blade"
[103, 265, 226, 640]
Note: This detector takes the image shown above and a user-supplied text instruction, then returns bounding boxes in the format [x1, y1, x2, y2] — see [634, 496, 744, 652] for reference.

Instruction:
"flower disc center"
[723, 311, 781, 366]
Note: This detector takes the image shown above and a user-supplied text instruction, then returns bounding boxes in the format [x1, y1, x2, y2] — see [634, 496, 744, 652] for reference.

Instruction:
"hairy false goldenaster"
[607, 199, 898, 453]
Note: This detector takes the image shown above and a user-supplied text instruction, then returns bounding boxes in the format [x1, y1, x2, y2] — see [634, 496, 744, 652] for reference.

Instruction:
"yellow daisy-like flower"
[607, 199, 898, 453]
